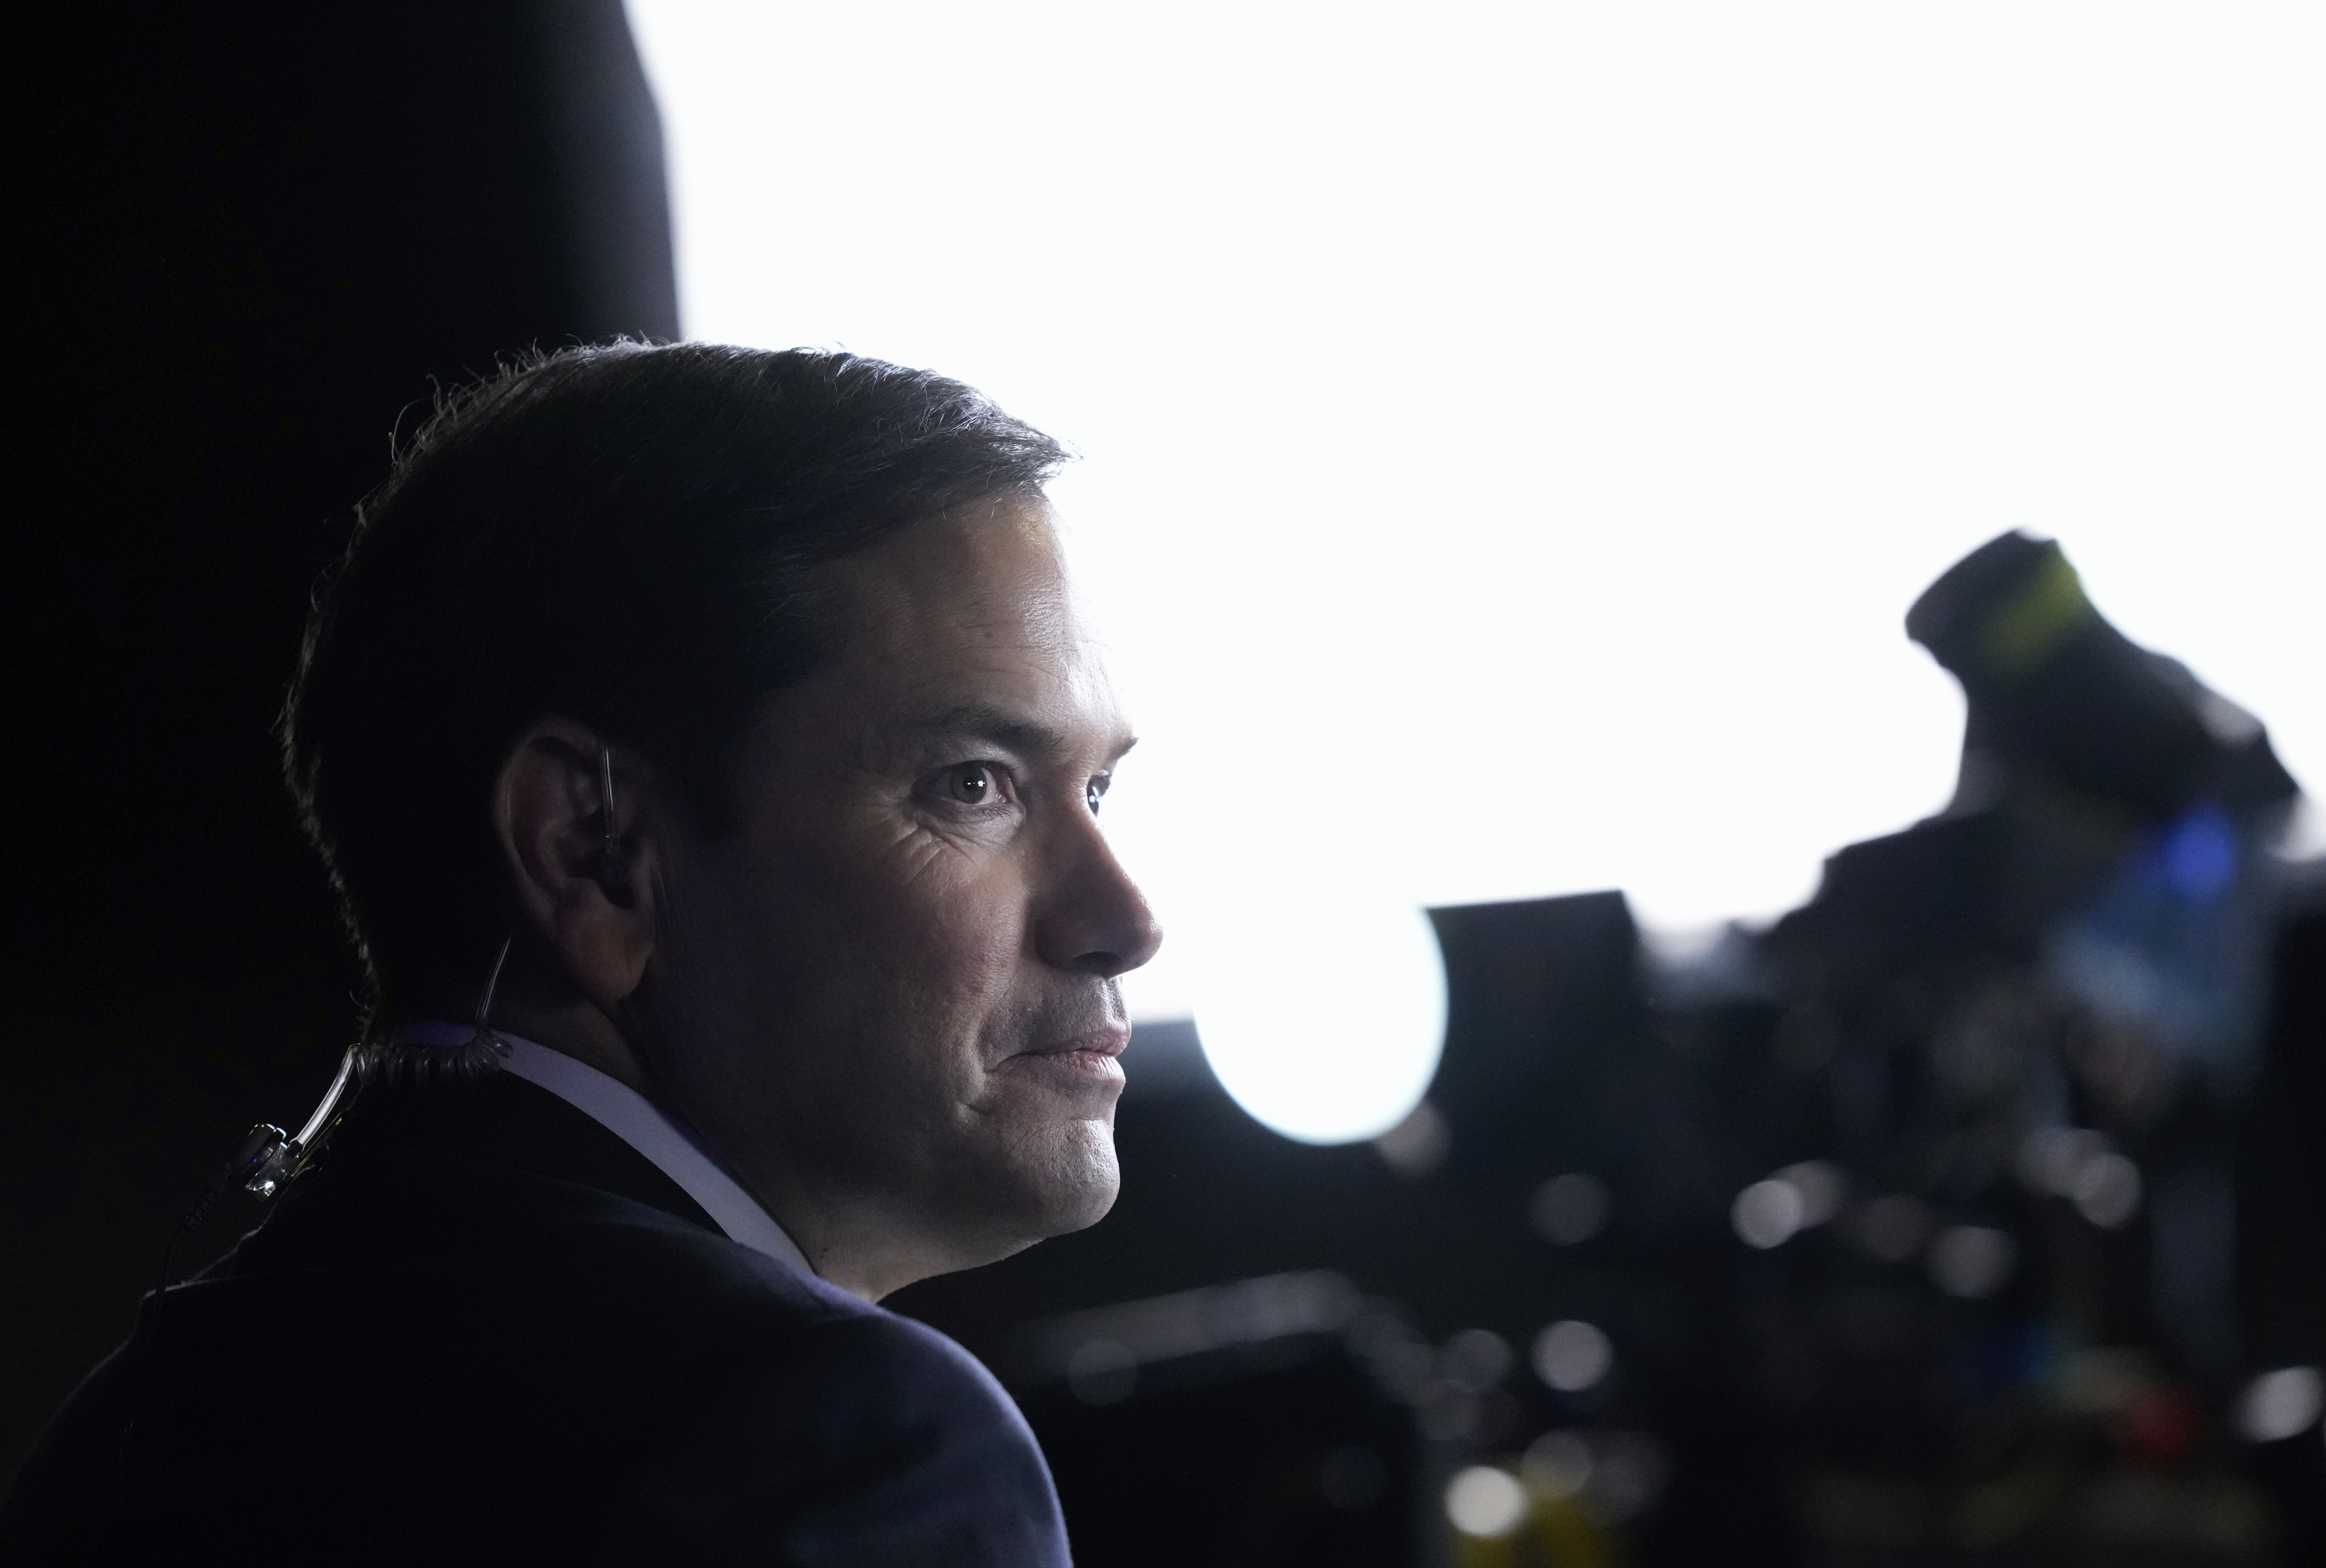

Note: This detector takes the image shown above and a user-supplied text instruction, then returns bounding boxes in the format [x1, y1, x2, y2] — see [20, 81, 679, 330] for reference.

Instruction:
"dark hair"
[285, 341, 1068, 1026]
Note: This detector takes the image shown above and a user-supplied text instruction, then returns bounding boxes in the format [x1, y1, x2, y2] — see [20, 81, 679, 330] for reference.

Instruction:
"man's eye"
[943, 764, 1001, 805]
[1086, 775, 1111, 814]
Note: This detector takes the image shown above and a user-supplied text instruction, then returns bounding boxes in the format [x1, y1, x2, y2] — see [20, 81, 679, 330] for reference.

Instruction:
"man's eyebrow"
[904, 702, 1138, 763]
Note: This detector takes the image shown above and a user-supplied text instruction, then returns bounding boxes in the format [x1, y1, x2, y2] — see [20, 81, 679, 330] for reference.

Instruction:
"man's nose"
[1034, 815, 1163, 979]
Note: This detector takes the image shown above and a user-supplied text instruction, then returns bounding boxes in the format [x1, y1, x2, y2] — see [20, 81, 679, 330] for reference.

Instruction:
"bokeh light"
[1533, 1320, 1615, 1394]
[1444, 1465, 1529, 1539]
[1529, 1173, 1612, 1246]
[2236, 1366, 2325, 1445]
[1732, 1179, 1806, 1251]
[1926, 1225, 2019, 1299]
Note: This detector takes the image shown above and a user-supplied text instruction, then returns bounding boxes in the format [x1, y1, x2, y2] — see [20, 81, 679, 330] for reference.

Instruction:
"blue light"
[2160, 806, 2237, 903]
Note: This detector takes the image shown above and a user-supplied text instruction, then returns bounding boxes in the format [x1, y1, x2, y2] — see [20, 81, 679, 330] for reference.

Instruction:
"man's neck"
[490, 995, 651, 1096]
[443, 995, 963, 1303]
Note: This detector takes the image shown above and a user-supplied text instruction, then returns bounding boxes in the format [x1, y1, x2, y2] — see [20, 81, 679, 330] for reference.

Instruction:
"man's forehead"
[839, 499, 1070, 643]
[818, 501, 1131, 753]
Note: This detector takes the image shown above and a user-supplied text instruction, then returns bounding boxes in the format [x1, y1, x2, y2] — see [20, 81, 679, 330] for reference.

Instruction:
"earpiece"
[597, 747, 636, 908]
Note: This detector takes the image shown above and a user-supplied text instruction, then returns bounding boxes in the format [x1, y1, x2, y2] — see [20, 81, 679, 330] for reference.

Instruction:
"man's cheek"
[907, 896, 1026, 1005]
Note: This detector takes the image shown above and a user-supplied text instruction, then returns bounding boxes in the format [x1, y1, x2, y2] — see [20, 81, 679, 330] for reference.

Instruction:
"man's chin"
[902, 1117, 1120, 1282]
[974, 1118, 1120, 1251]
[1028, 1117, 1121, 1234]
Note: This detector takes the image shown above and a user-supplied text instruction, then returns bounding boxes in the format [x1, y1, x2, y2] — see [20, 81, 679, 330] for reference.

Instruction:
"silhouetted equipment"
[1744, 533, 2315, 1559]
[1424, 893, 1657, 1186]
[1009, 1274, 1420, 1568]
[2238, 886, 2326, 1559]
[1906, 531, 2296, 824]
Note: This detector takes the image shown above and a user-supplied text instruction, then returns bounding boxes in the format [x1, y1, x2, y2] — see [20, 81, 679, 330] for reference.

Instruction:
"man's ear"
[492, 717, 663, 1008]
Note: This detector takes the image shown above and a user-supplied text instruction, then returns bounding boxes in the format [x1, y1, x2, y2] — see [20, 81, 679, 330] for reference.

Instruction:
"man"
[0, 343, 1161, 1563]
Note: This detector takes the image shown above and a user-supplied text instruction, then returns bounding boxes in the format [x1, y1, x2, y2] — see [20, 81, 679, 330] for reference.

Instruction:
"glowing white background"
[625, 2, 2323, 1141]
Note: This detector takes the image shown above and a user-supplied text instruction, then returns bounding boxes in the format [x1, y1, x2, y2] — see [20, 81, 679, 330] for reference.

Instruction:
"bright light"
[1188, 890, 1447, 1143]
[1732, 1179, 1806, 1250]
[625, 1, 2326, 1142]
[2237, 1367, 2324, 1444]
[1444, 1465, 1529, 1539]
[1533, 1320, 1614, 1393]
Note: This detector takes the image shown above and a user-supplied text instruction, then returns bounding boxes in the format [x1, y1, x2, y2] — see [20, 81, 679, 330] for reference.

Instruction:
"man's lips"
[1005, 1027, 1131, 1081]
[1030, 1028, 1130, 1060]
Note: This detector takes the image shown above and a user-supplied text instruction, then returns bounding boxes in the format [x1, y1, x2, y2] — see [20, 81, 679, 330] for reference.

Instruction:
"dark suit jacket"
[0, 1071, 1071, 1565]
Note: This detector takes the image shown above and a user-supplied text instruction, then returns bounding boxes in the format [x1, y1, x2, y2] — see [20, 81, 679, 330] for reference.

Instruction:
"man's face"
[640, 495, 1159, 1291]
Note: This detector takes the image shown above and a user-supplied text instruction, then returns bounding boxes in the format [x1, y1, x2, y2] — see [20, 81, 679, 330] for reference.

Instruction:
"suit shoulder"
[744, 1302, 1029, 1429]
[620, 1305, 1067, 1566]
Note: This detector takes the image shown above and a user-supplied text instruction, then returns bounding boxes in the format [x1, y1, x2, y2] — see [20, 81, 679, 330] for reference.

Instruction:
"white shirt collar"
[399, 1021, 813, 1276]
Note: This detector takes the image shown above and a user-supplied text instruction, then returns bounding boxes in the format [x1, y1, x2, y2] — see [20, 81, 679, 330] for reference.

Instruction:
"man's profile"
[0, 343, 1160, 1563]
